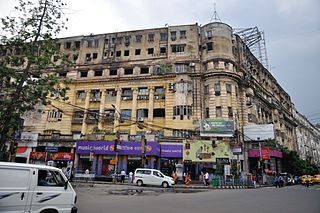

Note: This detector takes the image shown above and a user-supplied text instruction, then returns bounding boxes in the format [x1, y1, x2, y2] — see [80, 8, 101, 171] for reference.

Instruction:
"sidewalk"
[71, 179, 260, 189]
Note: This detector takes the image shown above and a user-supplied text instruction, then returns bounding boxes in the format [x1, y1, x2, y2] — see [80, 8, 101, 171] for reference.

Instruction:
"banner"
[200, 119, 235, 137]
[76, 141, 160, 156]
[160, 144, 183, 158]
[261, 147, 270, 160]
[183, 140, 231, 162]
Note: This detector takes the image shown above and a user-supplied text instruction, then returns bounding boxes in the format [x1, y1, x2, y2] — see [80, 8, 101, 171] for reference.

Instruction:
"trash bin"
[211, 176, 220, 187]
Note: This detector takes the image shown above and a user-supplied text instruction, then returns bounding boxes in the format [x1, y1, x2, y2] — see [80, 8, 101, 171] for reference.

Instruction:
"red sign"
[30, 152, 46, 160]
[48, 152, 74, 161]
[261, 147, 270, 160]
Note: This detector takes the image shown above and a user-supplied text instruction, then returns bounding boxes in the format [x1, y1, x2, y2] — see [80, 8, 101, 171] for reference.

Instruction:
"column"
[98, 89, 106, 129]
[97, 155, 103, 175]
[81, 90, 91, 135]
[130, 88, 138, 135]
[148, 87, 155, 122]
[114, 88, 122, 133]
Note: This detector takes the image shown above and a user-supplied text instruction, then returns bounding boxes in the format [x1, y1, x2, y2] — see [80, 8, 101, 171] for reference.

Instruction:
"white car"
[134, 168, 175, 188]
[0, 162, 77, 213]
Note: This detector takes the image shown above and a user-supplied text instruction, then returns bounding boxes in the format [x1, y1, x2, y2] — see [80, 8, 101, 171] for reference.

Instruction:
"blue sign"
[45, 146, 58, 152]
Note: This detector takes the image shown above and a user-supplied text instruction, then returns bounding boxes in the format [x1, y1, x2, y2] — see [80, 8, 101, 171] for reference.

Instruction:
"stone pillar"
[98, 89, 106, 129]
[148, 87, 155, 122]
[81, 90, 91, 135]
[114, 88, 122, 133]
[130, 88, 138, 135]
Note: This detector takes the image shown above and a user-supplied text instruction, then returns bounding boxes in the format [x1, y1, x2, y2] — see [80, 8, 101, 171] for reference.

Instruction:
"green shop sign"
[200, 119, 235, 137]
[183, 140, 231, 163]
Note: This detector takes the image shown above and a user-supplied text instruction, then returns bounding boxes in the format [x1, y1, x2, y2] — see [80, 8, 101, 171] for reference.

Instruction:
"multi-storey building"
[293, 108, 320, 166]
[15, 21, 309, 177]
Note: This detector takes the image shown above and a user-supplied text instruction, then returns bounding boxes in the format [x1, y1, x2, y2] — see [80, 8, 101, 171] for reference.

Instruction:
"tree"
[0, 0, 69, 161]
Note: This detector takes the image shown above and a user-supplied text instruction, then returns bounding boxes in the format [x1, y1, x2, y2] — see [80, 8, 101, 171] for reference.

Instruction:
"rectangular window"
[80, 71, 88, 77]
[137, 109, 149, 119]
[58, 72, 67, 77]
[124, 68, 133, 75]
[171, 44, 185, 53]
[124, 36, 130, 45]
[207, 42, 213, 51]
[92, 53, 98, 59]
[160, 47, 166, 54]
[136, 35, 142, 43]
[107, 89, 116, 97]
[65, 42, 71, 49]
[75, 41, 81, 49]
[226, 84, 232, 94]
[124, 50, 129, 56]
[109, 69, 117, 76]
[148, 34, 154, 42]
[77, 90, 86, 99]
[147, 48, 154, 55]
[135, 49, 141, 55]
[204, 85, 209, 95]
[154, 108, 165, 118]
[138, 87, 149, 95]
[214, 83, 221, 96]
[91, 90, 101, 99]
[86, 53, 91, 61]
[180, 30, 186, 39]
[228, 107, 233, 118]
[140, 67, 149, 74]
[205, 107, 209, 118]
[207, 30, 213, 38]
[73, 54, 79, 61]
[94, 70, 103, 77]
[216, 106, 222, 118]
[116, 51, 121, 57]
[120, 109, 132, 119]
[160, 33, 167, 41]
[170, 31, 176, 41]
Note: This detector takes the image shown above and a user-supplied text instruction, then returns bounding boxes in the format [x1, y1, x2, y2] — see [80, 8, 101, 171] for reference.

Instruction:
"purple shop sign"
[160, 144, 183, 158]
[76, 141, 160, 156]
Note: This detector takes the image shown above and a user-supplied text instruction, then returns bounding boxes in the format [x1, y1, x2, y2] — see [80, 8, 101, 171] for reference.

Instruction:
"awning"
[248, 149, 283, 158]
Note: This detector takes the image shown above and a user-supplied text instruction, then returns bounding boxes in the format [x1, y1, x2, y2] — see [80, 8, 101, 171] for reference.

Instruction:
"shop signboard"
[200, 119, 235, 137]
[76, 141, 160, 156]
[30, 152, 46, 160]
[48, 152, 74, 161]
[45, 146, 58, 153]
[160, 144, 183, 158]
[183, 140, 231, 163]
[261, 147, 270, 160]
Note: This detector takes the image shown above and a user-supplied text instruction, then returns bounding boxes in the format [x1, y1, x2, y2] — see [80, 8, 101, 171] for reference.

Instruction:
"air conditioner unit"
[155, 96, 160, 100]
[122, 97, 128, 100]
[189, 63, 195, 67]
[137, 117, 144, 122]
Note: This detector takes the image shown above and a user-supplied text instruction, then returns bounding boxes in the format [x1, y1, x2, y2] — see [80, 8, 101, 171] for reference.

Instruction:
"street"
[75, 184, 320, 213]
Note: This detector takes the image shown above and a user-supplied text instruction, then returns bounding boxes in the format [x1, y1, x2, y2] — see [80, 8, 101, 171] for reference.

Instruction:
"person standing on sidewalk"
[252, 174, 257, 188]
[205, 172, 210, 186]
[185, 172, 191, 186]
[128, 171, 133, 183]
[120, 169, 126, 183]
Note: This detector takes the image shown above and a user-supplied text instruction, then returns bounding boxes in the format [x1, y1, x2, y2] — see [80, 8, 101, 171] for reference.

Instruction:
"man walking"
[205, 172, 210, 186]
[120, 169, 126, 183]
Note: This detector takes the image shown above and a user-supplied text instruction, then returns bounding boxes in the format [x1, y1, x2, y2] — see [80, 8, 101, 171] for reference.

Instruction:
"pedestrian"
[205, 172, 210, 186]
[128, 171, 133, 183]
[120, 169, 126, 183]
[85, 168, 90, 183]
[172, 170, 178, 184]
[185, 172, 191, 186]
[252, 174, 257, 188]
[279, 175, 284, 188]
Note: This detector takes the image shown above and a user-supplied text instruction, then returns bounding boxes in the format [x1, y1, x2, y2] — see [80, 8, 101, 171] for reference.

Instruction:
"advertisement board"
[243, 124, 275, 141]
[183, 140, 231, 162]
[200, 119, 235, 137]
[261, 147, 270, 160]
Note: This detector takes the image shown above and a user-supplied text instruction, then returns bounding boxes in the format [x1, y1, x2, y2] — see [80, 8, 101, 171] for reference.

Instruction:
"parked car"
[312, 174, 320, 184]
[133, 168, 175, 188]
[300, 175, 313, 185]
[0, 162, 77, 213]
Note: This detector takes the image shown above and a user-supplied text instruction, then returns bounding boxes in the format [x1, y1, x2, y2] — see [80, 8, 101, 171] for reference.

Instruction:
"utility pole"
[141, 137, 146, 167]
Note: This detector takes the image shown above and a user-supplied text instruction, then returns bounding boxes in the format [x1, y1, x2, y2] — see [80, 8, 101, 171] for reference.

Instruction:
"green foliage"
[159, 64, 172, 73]
[282, 149, 318, 176]
[230, 160, 239, 177]
[0, 0, 69, 159]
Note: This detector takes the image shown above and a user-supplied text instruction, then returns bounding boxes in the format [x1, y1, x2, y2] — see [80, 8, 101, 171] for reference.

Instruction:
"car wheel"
[162, 181, 169, 188]
[137, 180, 143, 186]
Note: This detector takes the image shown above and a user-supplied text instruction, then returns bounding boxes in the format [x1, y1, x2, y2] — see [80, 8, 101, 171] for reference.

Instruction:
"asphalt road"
[75, 184, 320, 213]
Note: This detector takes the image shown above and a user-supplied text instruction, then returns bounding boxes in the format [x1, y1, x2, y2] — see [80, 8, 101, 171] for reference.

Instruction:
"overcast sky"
[1, 0, 320, 124]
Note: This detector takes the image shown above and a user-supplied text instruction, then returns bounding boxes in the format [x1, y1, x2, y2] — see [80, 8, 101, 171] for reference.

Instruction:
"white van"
[0, 162, 77, 213]
[134, 168, 175, 188]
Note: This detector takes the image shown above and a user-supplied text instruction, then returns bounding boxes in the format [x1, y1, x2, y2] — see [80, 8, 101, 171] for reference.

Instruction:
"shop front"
[183, 140, 232, 180]
[76, 141, 160, 176]
[160, 143, 183, 177]
[29, 151, 74, 169]
[248, 148, 283, 174]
